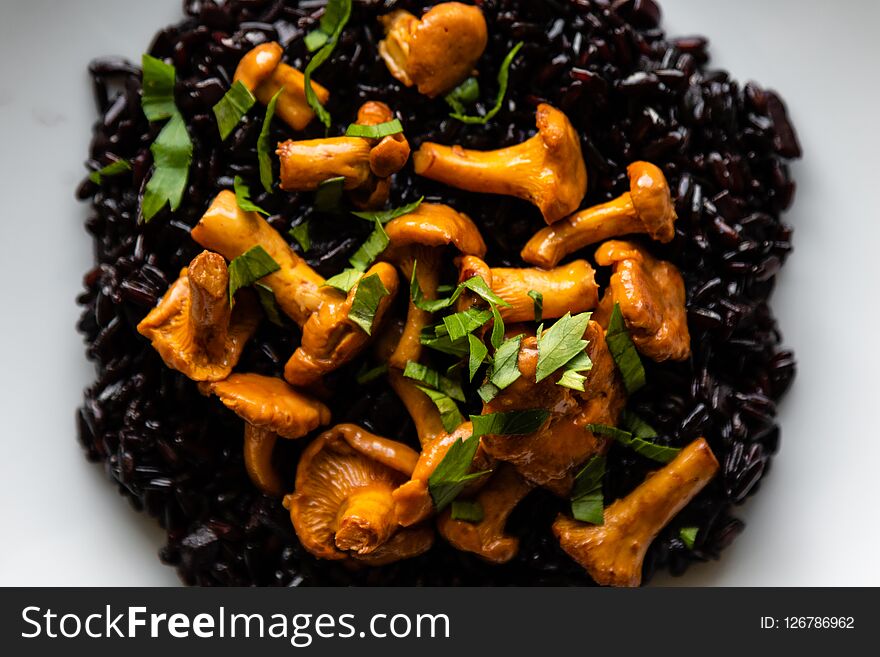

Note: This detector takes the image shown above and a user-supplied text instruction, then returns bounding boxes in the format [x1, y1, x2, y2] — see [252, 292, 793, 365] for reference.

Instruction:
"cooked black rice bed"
[76, 0, 799, 586]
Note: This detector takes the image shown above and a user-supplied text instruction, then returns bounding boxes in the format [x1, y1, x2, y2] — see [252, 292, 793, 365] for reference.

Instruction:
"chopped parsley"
[303, 0, 351, 128]
[257, 87, 283, 193]
[606, 302, 647, 394]
[89, 159, 131, 185]
[451, 500, 484, 523]
[233, 176, 268, 216]
[351, 197, 424, 225]
[570, 454, 606, 525]
[344, 119, 403, 138]
[289, 221, 311, 253]
[212, 80, 255, 140]
[535, 312, 592, 383]
[227, 246, 281, 303]
[449, 42, 523, 125]
[347, 272, 389, 335]
[528, 289, 543, 323]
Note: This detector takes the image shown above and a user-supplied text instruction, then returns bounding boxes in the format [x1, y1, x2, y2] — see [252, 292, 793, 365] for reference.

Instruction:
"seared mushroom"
[521, 161, 676, 268]
[233, 41, 329, 131]
[594, 240, 691, 362]
[383, 203, 486, 368]
[204, 373, 332, 495]
[378, 3, 488, 97]
[284, 423, 433, 562]
[413, 104, 587, 224]
[277, 101, 411, 209]
[553, 438, 719, 587]
[456, 255, 598, 323]
[481, 321, 626, 495]
[436, 464, 533, 563]
[137, 250, 260, 382]
[284, 262, 399, 386]
[192, 190, 329, 325]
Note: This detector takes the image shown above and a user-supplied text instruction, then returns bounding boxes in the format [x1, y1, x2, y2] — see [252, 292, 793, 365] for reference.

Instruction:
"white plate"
[1, 0, 877, 586]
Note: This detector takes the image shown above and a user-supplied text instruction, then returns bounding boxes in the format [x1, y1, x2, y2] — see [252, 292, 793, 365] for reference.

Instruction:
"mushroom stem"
[277, 138, 374, 191]
[243, 425, 283, 496]
[521, 161, 677, 268]
[335, 486, 399, 554]
[437, 464, 534, 563]
[553, 438, 719, 587]
[187, 251, 232, 357]
[388, 369, 445, 446]
[413, 104, 587, 224]
[192, 190, 332, 325]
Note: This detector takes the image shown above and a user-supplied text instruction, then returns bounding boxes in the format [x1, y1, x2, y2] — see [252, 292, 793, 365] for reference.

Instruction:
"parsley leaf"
[233, 176, 268, 216]
[416, 386, 465, 433]
[471, 409, 549, 437]
[451, 500, 484, 523]
[620, 410, 658, 438]
[351, 197, 424, 225]
[344, 119, 403, 138]
[213, 80, 255, 140]
[304, 0, 350, 52]
[410, 267, 510, 313]
[349, 219, 389, 272]
[606, 302, 647, 394]
[324, 268, 362, 294]
[535, 312, 592, 383]
[528, 290, 543, 323]
[314, 176, 346, 213]
[477, 382, 500, 403]
[289, 222, 310, 253]
[348, 273, 389, 335]
[141, 112, 193, 222]
[489, 335, 523, 390]
[467, 334, 488, 382]
[556, 351, 594, 392]
[257, 87, 283, 194]
[227, 245, 281, 303]
[404, 361, 465, 402]
[587, 423, 681, 463]
[254, 283, 284, 327]
[489, 301, 505, 350]
[141, 54, 176, 122]
[570, 455, 606, 524]
[449, 42, 523, 125]
[303, 0, 351, 128]
[356, 362, 388, 384]
[89, 159, 131, 185]
[679, 526, 699, 550]
[427, 433, 487, 510]
[443, 308, 493, 342]
[444, 77, 480, 115]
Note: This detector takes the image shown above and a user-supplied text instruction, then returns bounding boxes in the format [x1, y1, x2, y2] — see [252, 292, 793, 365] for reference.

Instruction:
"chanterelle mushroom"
[457, 255, 598, 324]
[521, 161, 677, 268]
[277, 100, 411, 209]
[413, 104, 587, 224]
[594, 240, 691, 362]
[137, 250, 260, 382]
[283, 262, 399, 387]
[378, 3, 488, 97]
[383, 203, 487, 368]
[204, 373, 332, 495]
[284, 423, 433, 562]
[553, 438, 719, 587]
[437, 464, 534, 564]
[481, 321, 626, 495]
[233, 41, 330, 131]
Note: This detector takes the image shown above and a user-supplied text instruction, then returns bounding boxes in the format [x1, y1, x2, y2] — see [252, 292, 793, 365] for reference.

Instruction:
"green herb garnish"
[427, 433, 488, 510]
[528, 290, 543, 323]
[227, 245, 281, 303]
[324, 268, 362, 293]
[351, 197, 424, 225]
[449, 42, 523, 125]
[416, 386, 465, 433]
[556, 351, 593, 392]
[348, 272, 389, 335]
[314, 176, 346, 213]
[141, 54, 176, 121]
[570, 454, 606, 524]
[349, 219, 389, 272]
[257, 87, 283, 193]
[444, 77, 480, 115]
[254, 283, 284, 327]
[356, 362, 388, 384]
[233, 176, 268, 216]
[304, 0, 350, 52]
[471, 409, 549, 438]
[303, 0, 351, 128]
[535, 312, 592, 383]
[89, 159, 131, 185]
[606, 302, 647, 394]
[489, 335, 523, 390]
[141, 112, 193, 222]
[289, 222, 311, 253]
[679, 526, 699, 550]
[344, 119, 403, 138]
[443, 308, 493, 342]
[467, 334, 488, 382]
[410, 267, 509, 313]
[587, 423, 681, 463]
[404, 361, 465, 402]
[213, 80, 255, 140]
[451, 500, 484, 523]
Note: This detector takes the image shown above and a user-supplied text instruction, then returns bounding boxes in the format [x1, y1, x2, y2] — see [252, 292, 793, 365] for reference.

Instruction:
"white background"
[0, 0, 877, 586]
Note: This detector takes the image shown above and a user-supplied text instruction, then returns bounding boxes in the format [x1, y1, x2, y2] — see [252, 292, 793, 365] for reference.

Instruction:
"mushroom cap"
[533, 103, 589, 224]
[379, 4, 488, 98]
[233, 41, 283, 90]
[205, 373, 331, 439]
[137, 252, 260, 382]
[350, 524, 435, 566]
[627, 161, 677, 242]
[355, 100, 412, 178]
[384, 203, 487, 256]
[286, 424, 419, 560]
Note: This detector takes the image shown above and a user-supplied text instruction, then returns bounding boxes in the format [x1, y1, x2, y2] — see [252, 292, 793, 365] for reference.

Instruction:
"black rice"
[76, 0, 800, 585]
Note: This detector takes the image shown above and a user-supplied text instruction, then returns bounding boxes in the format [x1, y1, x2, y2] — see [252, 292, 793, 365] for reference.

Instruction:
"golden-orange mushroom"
[456, 255, 599, 323]
[437, 464, 534, 564]
[137, 250, 260, 382]
[378, 3, 488, 97]
[594, 240, 691, 362]
[521, 161, 677, 268]
[284, 423, 432, 563]
[233, 41, 329, 131]
[283, 262, 399, 387]
[553, 438, 719, 587]
[413, 104, 587, 224]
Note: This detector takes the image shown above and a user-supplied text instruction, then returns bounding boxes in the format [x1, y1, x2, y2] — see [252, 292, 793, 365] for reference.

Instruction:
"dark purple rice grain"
[76, 0, 799, 586]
